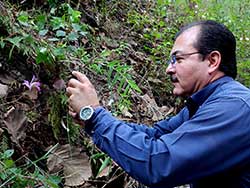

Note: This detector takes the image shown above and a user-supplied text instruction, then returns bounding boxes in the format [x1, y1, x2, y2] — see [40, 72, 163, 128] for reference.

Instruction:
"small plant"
[237, 60, 250, 87]
[23, 75, 41, 91]
[90, 152, 112, 177]
[0, 149, 61, 188]
[48, 92, 67, 140]
[89, 47, 142, 113]
[106, 59, 141, 112]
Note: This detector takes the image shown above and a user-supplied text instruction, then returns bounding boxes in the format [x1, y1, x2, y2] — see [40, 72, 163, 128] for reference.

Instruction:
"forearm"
[85, 108, 173, 186]
[84, 108, 186, 187]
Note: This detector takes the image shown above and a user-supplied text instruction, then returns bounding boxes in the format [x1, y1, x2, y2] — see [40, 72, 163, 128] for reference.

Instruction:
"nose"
[166, 63, 175, 74]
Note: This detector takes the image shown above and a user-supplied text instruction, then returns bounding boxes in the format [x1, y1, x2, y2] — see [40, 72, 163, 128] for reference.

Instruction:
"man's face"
[166, 26, 210, 97]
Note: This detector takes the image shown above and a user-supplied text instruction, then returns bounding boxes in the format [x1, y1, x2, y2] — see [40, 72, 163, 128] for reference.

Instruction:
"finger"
[67, 96, 74, 109]
[66, 87, 77, 97]
[68, 105, 74, 112]
[72, 71, 90, 84]
[69, 110, 77, 118]
[67, 78, 81, 87]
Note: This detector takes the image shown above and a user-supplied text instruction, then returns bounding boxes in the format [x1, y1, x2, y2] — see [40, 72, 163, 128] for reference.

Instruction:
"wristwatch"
[79, 105, 94, 121]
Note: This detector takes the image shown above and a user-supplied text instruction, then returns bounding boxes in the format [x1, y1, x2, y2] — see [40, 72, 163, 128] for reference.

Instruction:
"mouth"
[170, 75, 178, 83]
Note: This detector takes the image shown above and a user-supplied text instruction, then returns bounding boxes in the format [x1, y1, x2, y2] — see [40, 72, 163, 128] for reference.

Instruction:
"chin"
[173, 88, 186, 97]
[173, 89, 182, 96]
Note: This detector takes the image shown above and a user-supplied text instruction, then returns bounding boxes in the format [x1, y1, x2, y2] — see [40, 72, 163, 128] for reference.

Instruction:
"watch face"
[79, 106, 94, 121]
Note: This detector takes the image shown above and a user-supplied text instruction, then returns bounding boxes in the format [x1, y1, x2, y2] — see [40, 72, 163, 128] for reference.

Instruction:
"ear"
[207, 51, 221, 74]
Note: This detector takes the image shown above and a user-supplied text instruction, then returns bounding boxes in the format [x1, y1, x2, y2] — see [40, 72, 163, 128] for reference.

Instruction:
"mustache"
[170, 75, 178, 83]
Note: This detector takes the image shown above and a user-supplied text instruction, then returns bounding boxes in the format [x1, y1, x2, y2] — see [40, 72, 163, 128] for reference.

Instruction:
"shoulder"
[194, 80, 250, 121]
[209, 80, 250, 107]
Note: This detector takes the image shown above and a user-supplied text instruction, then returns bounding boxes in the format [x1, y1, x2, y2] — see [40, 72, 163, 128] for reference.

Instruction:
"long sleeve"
[123, 107, 190, 138]
[84, 77, 250, 188]
[85, 96, 250, 187]
[85, 106, 189, 139]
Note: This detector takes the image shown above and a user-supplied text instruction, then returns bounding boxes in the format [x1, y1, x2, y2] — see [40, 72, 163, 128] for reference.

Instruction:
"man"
[66, 20, 250, 188]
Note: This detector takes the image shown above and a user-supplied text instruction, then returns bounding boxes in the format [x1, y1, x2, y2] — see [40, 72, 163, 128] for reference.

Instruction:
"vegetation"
[0, 0, 249, 187]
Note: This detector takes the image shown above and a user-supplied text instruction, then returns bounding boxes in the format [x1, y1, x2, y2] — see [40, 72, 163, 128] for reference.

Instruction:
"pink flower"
[23, 75, 41, 91]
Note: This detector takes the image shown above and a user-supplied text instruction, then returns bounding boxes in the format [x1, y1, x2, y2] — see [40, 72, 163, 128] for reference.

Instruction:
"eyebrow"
[171, 50, 182, 56]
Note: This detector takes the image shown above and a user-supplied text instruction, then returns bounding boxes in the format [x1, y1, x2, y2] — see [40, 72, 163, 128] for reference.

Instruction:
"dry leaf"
[3, 107, 27, 145]
[140, 94, 169, 121]
[0, 128, 3, 136]
[97, 166, 110, 178]
[47, 144, 92, 187]
[23, 87, 39, 100]
[121, 107, 133, 118]
[53, 79, 66, 90]
[0, 83, 8, 97]
[0, 74, 15, 84]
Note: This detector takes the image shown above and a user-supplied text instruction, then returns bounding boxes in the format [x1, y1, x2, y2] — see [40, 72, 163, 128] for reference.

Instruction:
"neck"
[187, 71, 226, 98]
[209, 71, 226, 84]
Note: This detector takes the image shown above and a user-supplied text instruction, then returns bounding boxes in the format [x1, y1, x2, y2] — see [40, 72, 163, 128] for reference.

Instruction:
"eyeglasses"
[167, 51, 201, 66]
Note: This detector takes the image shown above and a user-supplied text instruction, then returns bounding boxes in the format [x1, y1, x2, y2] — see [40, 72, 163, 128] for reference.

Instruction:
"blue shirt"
[85, 76, 250, 188]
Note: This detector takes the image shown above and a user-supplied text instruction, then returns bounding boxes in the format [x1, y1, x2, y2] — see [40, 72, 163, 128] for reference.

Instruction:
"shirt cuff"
[84, 106, 106, 135]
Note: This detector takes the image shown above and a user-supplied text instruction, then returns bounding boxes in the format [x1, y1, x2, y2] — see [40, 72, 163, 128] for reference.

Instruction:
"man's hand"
[66, 71, 100, 117]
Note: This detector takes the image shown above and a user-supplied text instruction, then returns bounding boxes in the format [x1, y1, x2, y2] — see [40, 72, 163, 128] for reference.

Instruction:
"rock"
[0, 83, 8, 97]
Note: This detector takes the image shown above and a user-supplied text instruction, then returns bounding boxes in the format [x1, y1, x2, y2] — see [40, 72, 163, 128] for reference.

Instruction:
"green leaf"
[36, 174, 61, 188]
[68, 5, 81, 23]
[72, 23, 82, 32]
[117, 78, 126, 94]
[39, 29, 48, 36]
[6, 36, 24, 59]
[67, 32, 78, 41]
[56, 30, 66, 37]
[0, 171, 8, 180]
[51, 17, 65, 30]
[39, 47, 47, 53]
[97, 157, 111, 176]
[79, 31, 87, 36]
[52, 47, 65, 60]
[48, 175, 62, 185]
[17, 13, 29, 26]
[101, 50, 111, 57]
[116, 65, 130, 72]
[127, 80, 142, 92]
[36, 48, 53, 64]
[157, 0, 164, 6]
[122, 84, 131, 96]
[48, 37, 60, 42]
[0, 39, 5, 48]
[110, 74, 119, 88]
[36, 52, 48, 64]
[1, 149, 14, 159]
[108, 60, 119, 67]
[24, 34, 34, 43]
[35, 14, 46, 30]
[90, 152, 106, 159]
[153, 31, 161, 39]
[6, 37, 23, 48]
[50, 7, 56, 15]
[3, 159, 14, 168]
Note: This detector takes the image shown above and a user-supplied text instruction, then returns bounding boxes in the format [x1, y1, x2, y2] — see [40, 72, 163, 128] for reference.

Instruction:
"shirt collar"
[189, 76, 234, 107]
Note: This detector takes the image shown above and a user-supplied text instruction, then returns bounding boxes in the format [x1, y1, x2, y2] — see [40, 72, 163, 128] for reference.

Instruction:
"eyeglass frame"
[167, 51, 202, 66]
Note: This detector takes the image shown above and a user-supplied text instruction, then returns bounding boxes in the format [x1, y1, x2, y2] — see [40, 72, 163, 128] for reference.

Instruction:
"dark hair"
[175, 20, 237, 79]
